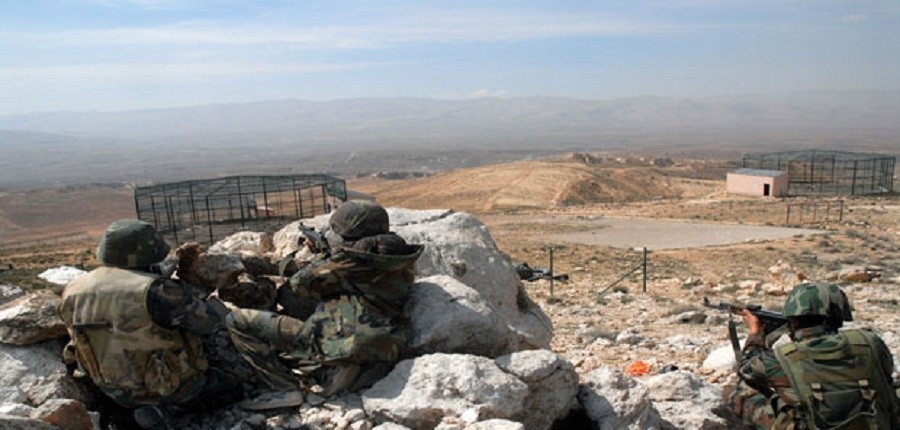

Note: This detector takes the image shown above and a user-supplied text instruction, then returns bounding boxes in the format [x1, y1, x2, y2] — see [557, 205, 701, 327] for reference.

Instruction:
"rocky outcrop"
[0, 291, 66, 346]
[0, 284, 25, 306]
[209, 231, 274, 256]
[644, 371, 731, 429]
[406, 275, 515, 358]
[495, 350, 578, 430]
[30, 398, 93, 430]
[0, 341, 91, 407]
[175, 242, 245, 294]
[362, 353, 529, 429]
[578, 367, 660, 430]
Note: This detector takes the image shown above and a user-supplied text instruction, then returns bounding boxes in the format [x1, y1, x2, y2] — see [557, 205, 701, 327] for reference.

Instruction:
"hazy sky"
[1, 0, 898, 115]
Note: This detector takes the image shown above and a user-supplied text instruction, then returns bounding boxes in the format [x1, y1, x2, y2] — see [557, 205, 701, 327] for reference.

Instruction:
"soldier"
[727, 282, 899, 429]
[58, 219, 242, 429]
[227, 200, 423, 409]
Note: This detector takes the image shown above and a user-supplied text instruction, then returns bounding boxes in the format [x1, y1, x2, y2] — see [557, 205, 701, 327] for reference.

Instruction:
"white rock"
[0, 403, 34, 417]
[0, 341, 91, 406]
[407, 275, 515, 357]
[471, 419, 525, 430]
[209, 232, 275, 256]
[390, 209, 552, 351]
[738, 280, 761, 291]
[362, 353, 529, 429]
[175, 243, 245, 293]
[0, 291, 66, 346]
[372, 423, 412, 430]
[0, 415, 57, 429]
[494, 350, 579, 430]
[37, 267, 87, 286]
[701, 341, 745, 372]
[0, 285, 25, 306]
[615, 330, 644, 346]
[643, 371, 730, 429]
[578, 367, 660, 430]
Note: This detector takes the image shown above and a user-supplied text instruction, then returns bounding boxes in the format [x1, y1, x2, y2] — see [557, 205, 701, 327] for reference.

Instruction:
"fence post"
[642, 247, 648, 293]
[549, 247, 555, 298]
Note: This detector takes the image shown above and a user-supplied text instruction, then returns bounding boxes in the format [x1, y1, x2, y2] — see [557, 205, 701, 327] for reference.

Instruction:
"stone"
[762, 283, 787, 296]
[673, 311, 707, 324]
[372, 423, 412, 430]
[767, 260, 802, 288]
[701, 342, 743, 372]
[0, 403, 34, 417]
[406, 275, 516, 358]
[272, 209, 554, 352]
[837, 265, 876, 283]
[175, 243, 245, 294]
[0, 415, 57, 430]
[471, 419, 525, 430]
[36, 266, 87, 286]
[0, 284, 25, 306]
[643, 370, 732, 429]
[0, 341, 91, 406]
[210, 231, 275, 256]
[738, 280, 761, 292]
[362, 353, 529, 430]
[615, 330, 644, 346]
[578, 367, 660, 430]
[30, 398, 93, 430]
[391, 209, 553, 351]
[494, 350, 579, 430]
[0, 291, 67, 346]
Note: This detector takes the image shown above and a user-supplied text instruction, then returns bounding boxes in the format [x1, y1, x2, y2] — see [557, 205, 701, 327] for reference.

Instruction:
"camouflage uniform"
[227, 201, 423, 392]
[58, 220, 241, 421]
[727, 283, 899, 429]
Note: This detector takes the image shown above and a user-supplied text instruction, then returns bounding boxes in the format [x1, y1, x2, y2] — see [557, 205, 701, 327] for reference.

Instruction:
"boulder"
[30, 398, 93, 430]
[273, 209, 553, 352]
[209, 231, 274, 256]
[362, 353, 529, 429]
[701, 343, 742, 372]
[643, 370, 731, 430]
[0, 341, 91, 406]
[0, 291, 66, 345]
[175, 243, 245, 294]
[373, 423, 412, 430]
[578, 367, 660, 430]
[406, 275, 515, 358]
[0, 403, 34, 417]
[36, 266, 87, 286]
[0, 284, 25, 306]
[834, 265, 877, 283]
[494, 350, 579, 430]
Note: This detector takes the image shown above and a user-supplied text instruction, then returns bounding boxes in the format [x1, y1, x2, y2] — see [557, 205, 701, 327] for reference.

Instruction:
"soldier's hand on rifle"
[741, 309, 762, 335]
[303, 237, 319, 254]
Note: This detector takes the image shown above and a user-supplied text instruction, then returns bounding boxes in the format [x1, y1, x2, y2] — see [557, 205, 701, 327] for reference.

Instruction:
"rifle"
[514, 262, 569, 283]
[298, 223, 329, 254]
[703, 297, 789, 368]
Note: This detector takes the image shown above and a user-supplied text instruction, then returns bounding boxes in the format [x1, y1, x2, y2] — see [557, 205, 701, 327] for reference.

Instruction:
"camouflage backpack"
[775, 284, 899, 429]
[775, 329, 899, 429]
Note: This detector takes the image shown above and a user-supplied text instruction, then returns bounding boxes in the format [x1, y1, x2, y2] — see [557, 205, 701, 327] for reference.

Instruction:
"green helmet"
[783, 282, 853, 321]
[329, 200, 389, 240]
[96, 219, 170, 269]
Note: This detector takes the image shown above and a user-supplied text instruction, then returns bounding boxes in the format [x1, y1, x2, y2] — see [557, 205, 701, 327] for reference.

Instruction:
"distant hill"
[1, 92, 897, 187]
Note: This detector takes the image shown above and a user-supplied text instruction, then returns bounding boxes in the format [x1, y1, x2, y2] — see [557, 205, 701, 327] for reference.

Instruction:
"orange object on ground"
[625, 360, 651, 376]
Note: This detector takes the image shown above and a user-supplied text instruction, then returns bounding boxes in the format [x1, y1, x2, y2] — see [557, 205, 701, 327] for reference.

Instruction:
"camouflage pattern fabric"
[229, 233, 422, 391]
[60, 267, 232, 408]
[96, 219, 171, 269]
[782, 283, 853, 321]
[729, 325, 898, 429]
[328, 200, 389, 239]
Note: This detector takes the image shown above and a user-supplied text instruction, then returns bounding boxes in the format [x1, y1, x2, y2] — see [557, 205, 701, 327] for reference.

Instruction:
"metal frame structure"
[134, 174, 347, 245]
[742, 150, 895, 196]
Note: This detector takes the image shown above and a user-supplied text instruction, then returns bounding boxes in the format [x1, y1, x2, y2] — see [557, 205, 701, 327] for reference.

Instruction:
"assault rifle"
[515, 262, 569, 283]
[703, 297, 789, 368]
[298, 223, 329, 254]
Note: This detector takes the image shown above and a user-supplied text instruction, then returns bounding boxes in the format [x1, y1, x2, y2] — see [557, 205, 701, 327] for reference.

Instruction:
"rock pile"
[0, 208, 744, 429]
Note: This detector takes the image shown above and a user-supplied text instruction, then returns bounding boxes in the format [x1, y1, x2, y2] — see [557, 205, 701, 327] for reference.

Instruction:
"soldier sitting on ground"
[227, 200, 423, 410]
[58, 220, 243, 429]
[726, 282, 899, 429]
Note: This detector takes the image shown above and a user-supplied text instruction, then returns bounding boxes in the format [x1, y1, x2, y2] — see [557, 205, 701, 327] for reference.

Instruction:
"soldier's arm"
[289, 255, 349, 297]
[147, 279, 226, 335]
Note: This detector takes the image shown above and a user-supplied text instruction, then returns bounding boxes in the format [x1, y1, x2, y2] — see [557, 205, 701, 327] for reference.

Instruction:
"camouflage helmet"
[782, 282, 853, 321]
[329, 200, 389, 239]
[96, 219, 170, 269]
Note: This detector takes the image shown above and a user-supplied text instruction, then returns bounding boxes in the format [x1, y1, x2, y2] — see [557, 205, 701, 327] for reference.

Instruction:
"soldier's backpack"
[774, 329, 900, 429]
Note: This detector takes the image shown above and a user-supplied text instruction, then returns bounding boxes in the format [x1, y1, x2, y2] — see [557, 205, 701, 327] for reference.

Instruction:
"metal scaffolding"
[742, 150, 895, 196]
[134, 174, 347, 245]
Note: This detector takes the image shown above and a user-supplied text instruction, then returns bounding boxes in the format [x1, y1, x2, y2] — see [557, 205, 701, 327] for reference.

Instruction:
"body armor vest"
[775, 329, 899, 429]
[59, 267, 207, 404]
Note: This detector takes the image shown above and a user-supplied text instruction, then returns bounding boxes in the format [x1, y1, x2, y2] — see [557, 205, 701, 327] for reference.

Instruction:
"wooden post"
[549, 247, 555, 298]
[642, 247, 648, 293]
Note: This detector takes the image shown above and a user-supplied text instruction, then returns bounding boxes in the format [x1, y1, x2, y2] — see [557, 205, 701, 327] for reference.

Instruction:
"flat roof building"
[727, 168, 789, 197]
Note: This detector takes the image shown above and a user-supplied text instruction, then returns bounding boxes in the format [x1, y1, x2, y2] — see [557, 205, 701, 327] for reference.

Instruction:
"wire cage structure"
[742, 150, 895, 196]
[134, 175, 347, 245]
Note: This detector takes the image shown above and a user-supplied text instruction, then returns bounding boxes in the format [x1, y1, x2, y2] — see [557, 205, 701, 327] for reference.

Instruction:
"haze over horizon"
[2, 0, 898, 115]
